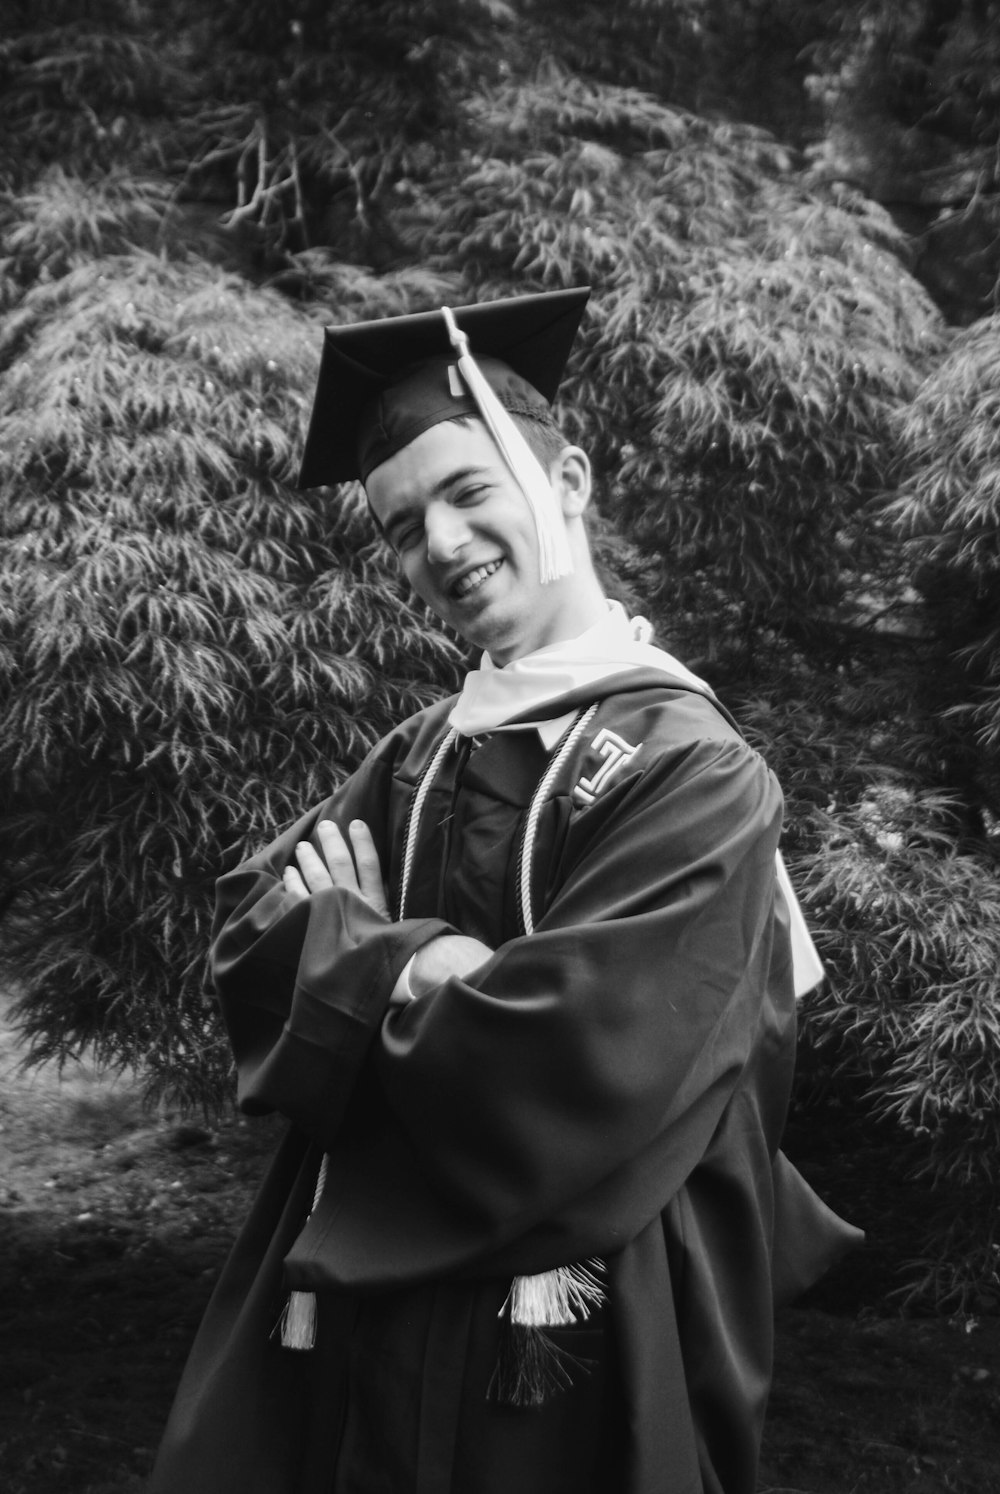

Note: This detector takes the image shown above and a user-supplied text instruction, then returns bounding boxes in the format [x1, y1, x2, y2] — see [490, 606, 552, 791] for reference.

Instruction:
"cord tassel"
[441, 305, 574, 584]
[488, 1260, 605, 1406]
[504, 1261, 606, 1326]
[277, 1289, 319, 1351]
[275, 1153, 329, 1350]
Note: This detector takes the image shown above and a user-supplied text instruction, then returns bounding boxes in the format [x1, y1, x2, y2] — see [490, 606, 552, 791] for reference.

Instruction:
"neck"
[492, 581, 609, 667]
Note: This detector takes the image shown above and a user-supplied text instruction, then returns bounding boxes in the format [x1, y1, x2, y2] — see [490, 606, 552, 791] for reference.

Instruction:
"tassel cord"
[275, 1152, 330, 1351]
[441, 306, 573, 584]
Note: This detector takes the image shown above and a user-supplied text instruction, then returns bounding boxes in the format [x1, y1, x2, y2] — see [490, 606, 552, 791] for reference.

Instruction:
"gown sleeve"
[211, 745, 454, 1145]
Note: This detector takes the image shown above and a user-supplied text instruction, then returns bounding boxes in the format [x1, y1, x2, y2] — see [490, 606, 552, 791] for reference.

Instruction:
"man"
[149, 288, 858, 1494]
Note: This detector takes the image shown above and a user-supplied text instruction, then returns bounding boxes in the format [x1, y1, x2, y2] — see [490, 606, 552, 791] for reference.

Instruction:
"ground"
[1, 993, 998, 1494]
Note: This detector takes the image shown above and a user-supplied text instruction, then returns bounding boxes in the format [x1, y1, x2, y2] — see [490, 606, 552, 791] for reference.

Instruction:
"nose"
[424, 501, 471, 565]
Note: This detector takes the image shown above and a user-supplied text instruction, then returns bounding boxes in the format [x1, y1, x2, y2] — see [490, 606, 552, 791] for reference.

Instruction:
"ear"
[549, 446, 592, 519]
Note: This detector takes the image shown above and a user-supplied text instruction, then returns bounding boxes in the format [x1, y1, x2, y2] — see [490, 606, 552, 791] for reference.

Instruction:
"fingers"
[288, 818, 389, 916]
[282, 865, 310, 901]
[292, 838, 336, 895]
[345, 820, 390, 918]
[316, 819, 361, 891]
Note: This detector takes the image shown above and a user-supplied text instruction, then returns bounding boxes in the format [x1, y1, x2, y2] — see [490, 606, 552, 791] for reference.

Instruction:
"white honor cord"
[518, 704, 599, 935]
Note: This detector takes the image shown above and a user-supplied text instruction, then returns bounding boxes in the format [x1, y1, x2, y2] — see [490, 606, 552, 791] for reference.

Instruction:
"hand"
[408, 934, 494, 998]
[282, 819, 390, 918]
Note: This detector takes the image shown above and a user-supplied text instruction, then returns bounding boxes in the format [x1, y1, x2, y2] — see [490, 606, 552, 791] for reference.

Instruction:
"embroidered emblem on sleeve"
[572, 728, 643, 807]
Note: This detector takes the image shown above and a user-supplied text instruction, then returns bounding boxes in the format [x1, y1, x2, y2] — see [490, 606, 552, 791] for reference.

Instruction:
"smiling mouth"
[449, 559, 502, 600]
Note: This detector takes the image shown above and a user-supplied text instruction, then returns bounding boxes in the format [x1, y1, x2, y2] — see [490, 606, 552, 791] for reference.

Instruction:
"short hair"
[450, 409, 568, 471]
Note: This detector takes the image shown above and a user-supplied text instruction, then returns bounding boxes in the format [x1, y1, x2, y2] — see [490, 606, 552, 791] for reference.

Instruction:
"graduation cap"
[298, 287, 591, 583]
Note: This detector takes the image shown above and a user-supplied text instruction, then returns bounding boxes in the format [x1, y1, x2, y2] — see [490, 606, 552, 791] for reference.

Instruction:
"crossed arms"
[282, 816, 492, 1000]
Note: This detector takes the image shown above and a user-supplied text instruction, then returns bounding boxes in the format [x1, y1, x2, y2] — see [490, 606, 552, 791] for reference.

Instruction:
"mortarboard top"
[298, 287, 590, 489]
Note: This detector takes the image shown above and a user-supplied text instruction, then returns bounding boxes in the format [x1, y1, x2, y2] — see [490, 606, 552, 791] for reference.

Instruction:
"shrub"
[0, 183, 463, 1102]
[800, 785, 1000, 1310]
[889, 315, 1000, 817]
[0, 6, 184, 186]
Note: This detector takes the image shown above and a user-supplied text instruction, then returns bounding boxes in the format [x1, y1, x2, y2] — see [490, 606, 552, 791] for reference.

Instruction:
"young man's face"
[365, 418, 596, 665]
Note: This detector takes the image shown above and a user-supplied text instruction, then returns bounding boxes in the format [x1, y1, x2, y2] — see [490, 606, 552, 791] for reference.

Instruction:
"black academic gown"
[148, 669, 859, 1494]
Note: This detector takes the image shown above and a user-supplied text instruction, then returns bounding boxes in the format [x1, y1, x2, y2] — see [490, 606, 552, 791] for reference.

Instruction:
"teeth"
[454, 560, 500, 598]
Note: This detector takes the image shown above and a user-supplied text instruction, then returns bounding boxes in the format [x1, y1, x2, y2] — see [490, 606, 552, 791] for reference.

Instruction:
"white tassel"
[277, 1289, 319, 1350]
[489, 1261, 606, 1406]
[441, 306, 574, 585]
[502, 1260, 606, 1327]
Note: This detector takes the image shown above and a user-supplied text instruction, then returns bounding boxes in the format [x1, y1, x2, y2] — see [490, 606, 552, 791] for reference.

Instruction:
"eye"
[384, 511, 423, 553]
[454, 484, 488, 506]
[392, 522, 424, 553]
